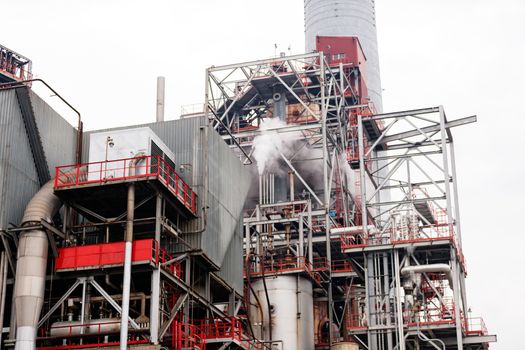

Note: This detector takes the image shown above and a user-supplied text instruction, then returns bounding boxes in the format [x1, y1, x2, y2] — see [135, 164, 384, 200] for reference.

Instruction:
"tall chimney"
[304, 0, 383, 112]
[156, 76, 165, 122]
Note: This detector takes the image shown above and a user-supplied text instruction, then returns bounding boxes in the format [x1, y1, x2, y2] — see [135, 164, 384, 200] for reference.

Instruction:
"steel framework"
[205, 52, 495, 349]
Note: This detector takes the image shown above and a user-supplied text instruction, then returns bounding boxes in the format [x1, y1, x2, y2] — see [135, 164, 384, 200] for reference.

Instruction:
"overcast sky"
[3, 0, 524, 348]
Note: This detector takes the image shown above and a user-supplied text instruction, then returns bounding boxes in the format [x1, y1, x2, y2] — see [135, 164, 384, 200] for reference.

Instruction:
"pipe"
[0, 253, 7, 345]
[156, 76, 165, 122]
[400, 264, 453, 289]
[119, 182, 135, 350]
[14, 181, 61, 350]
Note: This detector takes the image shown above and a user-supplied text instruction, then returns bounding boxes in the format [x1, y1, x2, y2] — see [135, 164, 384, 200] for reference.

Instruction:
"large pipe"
[14, 181, 61, 350]
[156, 76, 165, 122]
[400, 264, 453, 289]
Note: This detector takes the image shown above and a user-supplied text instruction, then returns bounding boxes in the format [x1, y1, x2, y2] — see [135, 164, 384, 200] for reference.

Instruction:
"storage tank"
[304, 0, 383, 112]
[251, 276, 314, 349]
[332, 342, 360, 350]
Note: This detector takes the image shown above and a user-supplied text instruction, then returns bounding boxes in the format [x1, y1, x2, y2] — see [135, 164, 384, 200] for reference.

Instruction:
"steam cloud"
[252, 118, 300, 175]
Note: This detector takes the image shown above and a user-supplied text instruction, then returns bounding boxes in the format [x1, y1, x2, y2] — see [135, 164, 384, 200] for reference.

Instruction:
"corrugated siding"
[30, 90, 77, 173]
[0, 90, 76, 229]
[0, 90, 39, 228]
[84, 117, 251, 293]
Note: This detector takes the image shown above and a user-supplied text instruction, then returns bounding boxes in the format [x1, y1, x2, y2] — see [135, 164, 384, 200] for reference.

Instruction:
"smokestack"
[304, 0, 383, 112]
[156, 76, 165, 122]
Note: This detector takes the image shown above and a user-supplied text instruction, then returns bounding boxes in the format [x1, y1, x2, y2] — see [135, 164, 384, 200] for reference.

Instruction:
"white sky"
[3, 0, 524, 348]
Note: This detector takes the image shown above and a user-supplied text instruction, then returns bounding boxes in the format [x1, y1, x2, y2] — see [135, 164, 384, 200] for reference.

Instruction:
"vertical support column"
[307, 201, 313, 265]
[80, 278, 87, 342]
[393, 250, 406, 350]
[120, 183, 135, 350]
[320, 52, 333, 348]
[449, 141, 469, 325]
[438, 106, 454, 234]
[451, 249, 464, 350]
[366, 254, 378, 350]
[150, 194, 162, 344]
[383, 253, 393, 350]
[0, 253, 7, 346]
[299, 214, 304, 258]
[183, 258, 191, 324]
[357, 115, 368, 231]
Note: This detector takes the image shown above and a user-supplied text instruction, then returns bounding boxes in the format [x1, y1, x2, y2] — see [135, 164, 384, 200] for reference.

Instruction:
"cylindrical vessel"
[251, 276, 314, 350]
[304, 0, 383, 112]
[332, 342, 360, 350]
[50, 318, 121, 337]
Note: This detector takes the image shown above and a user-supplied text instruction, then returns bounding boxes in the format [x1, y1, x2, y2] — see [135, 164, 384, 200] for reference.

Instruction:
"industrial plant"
[0, 0, 496, 349]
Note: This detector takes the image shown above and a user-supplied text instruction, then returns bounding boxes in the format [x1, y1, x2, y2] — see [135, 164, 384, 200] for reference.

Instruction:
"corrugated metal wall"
[0, 89, 76, 229]
[83, 116, 251, 293]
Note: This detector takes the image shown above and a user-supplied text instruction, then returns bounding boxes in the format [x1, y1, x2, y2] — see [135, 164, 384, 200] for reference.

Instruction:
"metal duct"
[14, 181, 61, 350]
[400, 264, 453, 289]
[304, 0, 383, 112]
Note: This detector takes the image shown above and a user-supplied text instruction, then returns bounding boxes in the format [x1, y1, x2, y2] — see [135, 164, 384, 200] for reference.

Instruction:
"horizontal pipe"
[401, 264, 453, 288]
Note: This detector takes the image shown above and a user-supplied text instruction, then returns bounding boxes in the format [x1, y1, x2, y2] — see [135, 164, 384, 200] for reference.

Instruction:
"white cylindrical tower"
[251, 276, 314, 350]
[304, 0, 383, 112]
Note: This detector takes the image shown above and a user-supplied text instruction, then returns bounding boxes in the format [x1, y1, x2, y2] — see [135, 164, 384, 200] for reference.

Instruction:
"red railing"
[408, 298, 456, 327]
[199, 318, 244, 342]
[157, 246, 183, 280]
[54, 155, 197, 215]
[37, 339, 148, 350]
[172, 322, 205, 350]
[331, 259, 354, 273]
[465, 317, 488, 336]
[246, 256, 322, 284]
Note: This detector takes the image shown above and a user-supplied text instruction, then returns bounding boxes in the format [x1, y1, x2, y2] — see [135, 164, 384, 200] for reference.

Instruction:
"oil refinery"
[0, 0, 497, 349]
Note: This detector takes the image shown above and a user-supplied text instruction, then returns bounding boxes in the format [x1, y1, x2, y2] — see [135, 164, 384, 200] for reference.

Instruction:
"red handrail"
[54, 155, 197, 215]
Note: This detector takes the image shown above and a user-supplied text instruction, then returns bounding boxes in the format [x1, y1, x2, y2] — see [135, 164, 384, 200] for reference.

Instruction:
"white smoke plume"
[252, 118, 301, 175]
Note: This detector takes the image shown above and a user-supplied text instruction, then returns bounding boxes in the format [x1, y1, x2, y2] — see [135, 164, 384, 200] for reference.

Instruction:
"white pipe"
[330, 225, 376, 235]
[119, 184, 134, 350]
[156, 76, 165, 122]
[400, 264, 453, 289]
[14, 181, 61, 350]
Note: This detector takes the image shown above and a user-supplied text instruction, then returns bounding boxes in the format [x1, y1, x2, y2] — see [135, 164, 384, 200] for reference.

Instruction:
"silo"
[304, 0, 383, 112]
[251, 276, 314, 350]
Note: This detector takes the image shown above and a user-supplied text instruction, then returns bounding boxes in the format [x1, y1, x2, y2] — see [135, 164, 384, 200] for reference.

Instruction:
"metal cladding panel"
[0, 90, 40, 228]
[83, 117, 251, 292]
[305, 0, 383, 112]
[29, 90, 76, 173]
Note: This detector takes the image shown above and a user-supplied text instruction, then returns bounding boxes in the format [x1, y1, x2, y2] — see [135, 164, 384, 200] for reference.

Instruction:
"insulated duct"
[400, 264, 453, 289]
[14, 181, 61, 350]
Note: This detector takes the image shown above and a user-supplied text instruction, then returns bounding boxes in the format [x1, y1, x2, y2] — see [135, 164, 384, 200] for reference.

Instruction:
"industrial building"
[0, 1, 496, 349]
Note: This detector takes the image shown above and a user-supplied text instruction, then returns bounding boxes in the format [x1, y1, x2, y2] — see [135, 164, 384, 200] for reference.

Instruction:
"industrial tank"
[332, 342, 360, 350]
[251, 276, 314, 350]
[304, 0, 383, 112]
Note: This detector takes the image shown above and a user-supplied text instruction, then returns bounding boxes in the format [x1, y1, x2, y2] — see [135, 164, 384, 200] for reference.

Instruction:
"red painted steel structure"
[54, 155, 197, 215]
[55, 239, 158, 271]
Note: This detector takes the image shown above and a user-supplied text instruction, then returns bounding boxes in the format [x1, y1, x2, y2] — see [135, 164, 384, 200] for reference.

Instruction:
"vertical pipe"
[150, 195, 162, 344]
[307, 201, 313, 267]
[79, 279, 87, 341]
[119, 183, 135, 350]
[393, 250, 406, 350]
[451, 250, 464, 350]
[0, 253, 6, 346]
[289, 171, 295, 202]
[156, 77, 165, 122]
[383, 253, 393, 350]
[320, 52, 333, 347]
